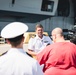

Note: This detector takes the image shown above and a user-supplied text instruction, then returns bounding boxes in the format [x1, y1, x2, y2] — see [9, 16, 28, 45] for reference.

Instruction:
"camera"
[63, 26, 76, 44]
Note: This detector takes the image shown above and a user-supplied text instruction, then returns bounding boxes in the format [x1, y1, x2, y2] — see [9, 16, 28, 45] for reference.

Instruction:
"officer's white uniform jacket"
[28, 35, 52, 53]
[0, 48, 43, 75]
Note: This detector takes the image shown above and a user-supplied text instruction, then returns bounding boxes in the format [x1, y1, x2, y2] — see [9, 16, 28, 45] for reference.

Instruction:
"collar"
[35, 34, 45, 40]
[8, 48, 25, 54]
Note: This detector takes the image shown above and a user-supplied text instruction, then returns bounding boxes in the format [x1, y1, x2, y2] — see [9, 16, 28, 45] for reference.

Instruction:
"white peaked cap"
[1, 22, 28, 38]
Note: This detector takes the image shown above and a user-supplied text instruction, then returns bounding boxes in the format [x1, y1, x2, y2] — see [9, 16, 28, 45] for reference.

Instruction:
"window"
[41, 0, 54, 12]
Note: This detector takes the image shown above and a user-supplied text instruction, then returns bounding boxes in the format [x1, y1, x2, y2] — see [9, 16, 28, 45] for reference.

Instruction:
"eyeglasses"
[50, 34, 55, 40]
[50, 35, 53, 39]
[50, 35, 53, 40]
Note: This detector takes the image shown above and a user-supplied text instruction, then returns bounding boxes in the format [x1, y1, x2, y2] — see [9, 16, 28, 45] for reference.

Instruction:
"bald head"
[52, 27, 63, 36]
[51, 27, 65, 42]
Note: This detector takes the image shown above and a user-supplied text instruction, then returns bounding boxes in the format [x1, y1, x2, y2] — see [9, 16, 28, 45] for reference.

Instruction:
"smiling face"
[36, 27, 43, 38]
[35, 24, 44, 38]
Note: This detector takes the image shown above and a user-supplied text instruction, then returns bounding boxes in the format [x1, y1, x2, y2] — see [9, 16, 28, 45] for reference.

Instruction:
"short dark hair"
[35, 24, 43, 30]
[7, 34, 24, 47]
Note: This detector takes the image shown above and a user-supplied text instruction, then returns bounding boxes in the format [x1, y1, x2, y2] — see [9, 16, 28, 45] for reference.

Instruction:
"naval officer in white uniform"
[27, 24, 53, 57]
[0, 22, 43, 75]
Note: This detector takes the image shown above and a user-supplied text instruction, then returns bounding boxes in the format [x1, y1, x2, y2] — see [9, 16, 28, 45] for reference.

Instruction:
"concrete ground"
[0, 44, 28, 55]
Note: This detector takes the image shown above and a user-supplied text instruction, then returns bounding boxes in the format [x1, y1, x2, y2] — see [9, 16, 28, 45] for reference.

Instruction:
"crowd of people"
[0, 22, 76, 75]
